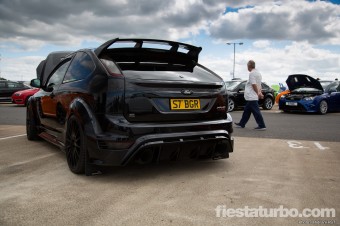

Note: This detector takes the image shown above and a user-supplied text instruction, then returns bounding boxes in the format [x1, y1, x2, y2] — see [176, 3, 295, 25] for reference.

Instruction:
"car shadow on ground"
[24, 139, 232, 180]
[86, 159, 230, 181]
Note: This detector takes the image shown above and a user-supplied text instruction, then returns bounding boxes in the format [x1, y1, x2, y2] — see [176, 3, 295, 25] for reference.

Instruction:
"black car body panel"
[27, 38, 233, 173]
[0, 80, 29, 101]
[94, 38, 202, 69]
[225, 79, 275, 112]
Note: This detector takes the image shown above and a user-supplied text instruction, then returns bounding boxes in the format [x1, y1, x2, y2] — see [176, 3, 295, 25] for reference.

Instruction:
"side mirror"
[45, 83, 55, 92]
[30, 79, 41, 88]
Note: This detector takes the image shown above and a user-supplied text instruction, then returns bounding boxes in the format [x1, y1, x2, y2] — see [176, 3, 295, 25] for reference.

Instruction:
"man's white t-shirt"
[244, 69, 262, 101]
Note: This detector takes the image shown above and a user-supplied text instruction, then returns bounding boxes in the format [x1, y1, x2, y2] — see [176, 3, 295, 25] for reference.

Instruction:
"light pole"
[226, 42, 243, 79]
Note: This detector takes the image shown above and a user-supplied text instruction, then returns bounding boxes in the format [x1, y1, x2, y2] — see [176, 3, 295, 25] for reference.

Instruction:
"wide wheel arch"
[26, 104, 40, 140]
[63, 99, 105, 175]
[64, 98, 103, 141]
[26, 98, 41, 140]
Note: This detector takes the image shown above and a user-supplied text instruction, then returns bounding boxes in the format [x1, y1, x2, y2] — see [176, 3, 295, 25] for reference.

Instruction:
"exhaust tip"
[135, 148, 155, 164]
[212, 142, 229, 159]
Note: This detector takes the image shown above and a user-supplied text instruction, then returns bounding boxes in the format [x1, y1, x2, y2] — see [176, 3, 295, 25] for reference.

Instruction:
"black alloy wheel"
[65, 115, 86, 174]
[262, 97, 274, 110]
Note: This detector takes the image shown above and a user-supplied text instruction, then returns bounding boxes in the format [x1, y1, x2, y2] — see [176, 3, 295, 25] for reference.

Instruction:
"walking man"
[235, 60, 266, 130]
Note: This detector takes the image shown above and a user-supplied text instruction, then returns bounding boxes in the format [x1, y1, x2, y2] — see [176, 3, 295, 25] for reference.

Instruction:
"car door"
[0, 81, 6, 99]
[7, 81, 25, 95]
[235, 82, 246, 106]
[259, 83, 270, 105]
[39, 59, 71, 133]
[328, 82, 340, 111]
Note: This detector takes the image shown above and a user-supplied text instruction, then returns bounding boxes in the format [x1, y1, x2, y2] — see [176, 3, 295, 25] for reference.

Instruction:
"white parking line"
[0, 134, 26, 141]
[3, 153, 58, 169]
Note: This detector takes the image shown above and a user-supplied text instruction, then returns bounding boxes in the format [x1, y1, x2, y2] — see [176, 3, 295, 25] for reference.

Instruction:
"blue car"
[279, 74, 340, 114]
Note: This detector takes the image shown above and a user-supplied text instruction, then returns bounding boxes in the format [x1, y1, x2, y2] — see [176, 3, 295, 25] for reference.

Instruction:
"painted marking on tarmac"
[0, 153, 58, 170]
[314, 142, 329, 151]
[0, 134, 26, 141]
[287, 140, 330, 151]
[287, 141, 309, 149]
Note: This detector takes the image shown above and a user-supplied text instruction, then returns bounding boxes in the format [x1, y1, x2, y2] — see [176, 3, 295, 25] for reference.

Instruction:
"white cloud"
[1, 56, 44, 81]
[1, 0, 338, 51]
[201, 41, 340, 85]
[253, 40, 271, 48]
[209, 0, 340, 44]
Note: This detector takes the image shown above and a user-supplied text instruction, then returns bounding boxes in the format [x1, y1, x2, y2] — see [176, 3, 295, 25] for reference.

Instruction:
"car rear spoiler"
[94, 38, 202, 70]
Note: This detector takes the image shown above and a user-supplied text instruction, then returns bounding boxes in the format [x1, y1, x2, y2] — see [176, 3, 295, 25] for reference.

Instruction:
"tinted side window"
[325, 82, 339, 93]
[0, 82, 6, 88]
[261, 83, 269, 89]
[239, 82, 246, 90]
[47, 60, 71, 88]
[7, 82, 23, 88]
[334, 82, 340, 92]
[63, 52, 95, 83]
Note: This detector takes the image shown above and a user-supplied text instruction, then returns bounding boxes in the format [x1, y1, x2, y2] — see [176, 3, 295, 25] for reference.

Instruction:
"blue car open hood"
[286, 74, 323, 91]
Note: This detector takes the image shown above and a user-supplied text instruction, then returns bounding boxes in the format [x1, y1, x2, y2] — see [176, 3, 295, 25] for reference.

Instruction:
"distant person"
[279, 83, 286, 92]
[235, 60, 266, 130]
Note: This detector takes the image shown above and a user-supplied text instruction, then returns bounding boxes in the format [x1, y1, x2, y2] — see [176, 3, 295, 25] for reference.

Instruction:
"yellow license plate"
[170, 99, 200, 110]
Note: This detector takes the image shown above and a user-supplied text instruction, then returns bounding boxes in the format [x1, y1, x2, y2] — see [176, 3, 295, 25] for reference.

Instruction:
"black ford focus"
[27, 38, 234, 174]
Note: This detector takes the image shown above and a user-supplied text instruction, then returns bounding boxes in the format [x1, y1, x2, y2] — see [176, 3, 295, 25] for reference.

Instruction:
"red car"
[12, 88, 39, 106]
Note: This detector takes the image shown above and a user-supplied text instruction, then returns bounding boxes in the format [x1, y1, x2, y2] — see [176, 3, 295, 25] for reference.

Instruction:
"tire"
[262, 97, 273, 110]
[65, 115, 86, 174]
[26, 107, 39, 140]
[228, 98, 235, 112]
[319, 100, 328, 115]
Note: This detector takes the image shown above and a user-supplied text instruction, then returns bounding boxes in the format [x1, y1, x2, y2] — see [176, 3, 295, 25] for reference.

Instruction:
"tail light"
[100, 58, 123, 77]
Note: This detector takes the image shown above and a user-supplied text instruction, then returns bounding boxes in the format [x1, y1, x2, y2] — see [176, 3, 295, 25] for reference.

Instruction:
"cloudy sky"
[1, 0, 340, 85]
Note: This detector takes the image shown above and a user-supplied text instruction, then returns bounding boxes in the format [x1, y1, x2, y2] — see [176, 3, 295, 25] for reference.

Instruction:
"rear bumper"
[87, 130, 233, 166]
[86, 114, 234, 166]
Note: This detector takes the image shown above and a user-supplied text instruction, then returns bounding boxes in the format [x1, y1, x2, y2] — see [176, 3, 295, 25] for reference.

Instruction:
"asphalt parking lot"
[0, 104, 339, 226]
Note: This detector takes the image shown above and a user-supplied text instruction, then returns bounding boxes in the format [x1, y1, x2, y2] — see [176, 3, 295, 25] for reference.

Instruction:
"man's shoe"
[234, 122, 244, 128]
[254, 127, 266, 131]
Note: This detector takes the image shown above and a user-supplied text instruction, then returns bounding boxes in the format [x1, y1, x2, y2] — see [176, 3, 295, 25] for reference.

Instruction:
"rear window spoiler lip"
[94, 38, 202, 63]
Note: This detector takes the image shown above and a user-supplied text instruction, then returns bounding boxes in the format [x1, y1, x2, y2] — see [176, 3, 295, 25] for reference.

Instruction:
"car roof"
[0, 80, 23, 83]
